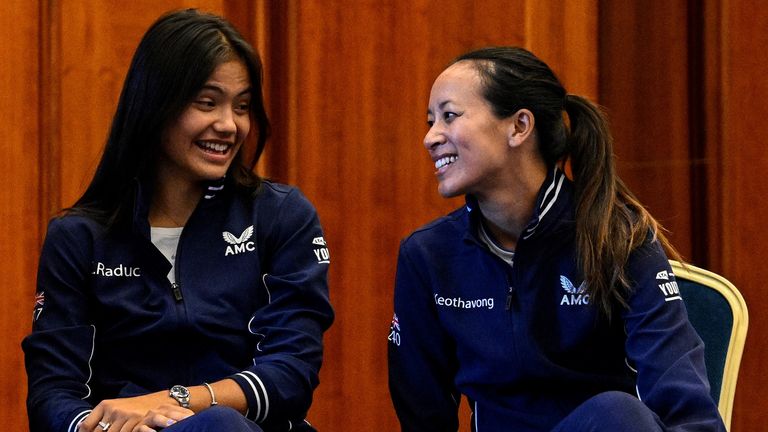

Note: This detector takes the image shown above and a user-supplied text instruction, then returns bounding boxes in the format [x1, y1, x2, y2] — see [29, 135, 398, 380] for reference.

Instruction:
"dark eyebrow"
[427, 100, 452, 116]
[200, 84, 252, 97]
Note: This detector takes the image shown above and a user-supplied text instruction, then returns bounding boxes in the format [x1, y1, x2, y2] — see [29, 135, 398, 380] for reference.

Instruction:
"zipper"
[171, 282, 183, 301]
[171, 215, 188, 303]
[171, 241, 184, 302]
[477, 232, 518, 312]
[503, 256, 517, 311]
[505, 285, 516, 310]
[171, 210, 192, 385]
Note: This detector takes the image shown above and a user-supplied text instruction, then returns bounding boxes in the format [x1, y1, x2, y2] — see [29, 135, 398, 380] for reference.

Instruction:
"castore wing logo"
[223, 225, 255, 256]
[560, 275, 589, 305]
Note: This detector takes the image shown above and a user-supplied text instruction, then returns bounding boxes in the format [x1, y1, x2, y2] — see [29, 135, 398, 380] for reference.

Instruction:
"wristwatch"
[169, 384, 191, 408]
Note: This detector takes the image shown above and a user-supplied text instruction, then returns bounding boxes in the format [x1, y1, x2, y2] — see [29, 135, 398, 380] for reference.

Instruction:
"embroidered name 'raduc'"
[92, 262, 141, 277]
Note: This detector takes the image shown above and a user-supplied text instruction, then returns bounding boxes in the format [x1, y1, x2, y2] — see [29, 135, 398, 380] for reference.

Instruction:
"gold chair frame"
[670, 260, 748, 430]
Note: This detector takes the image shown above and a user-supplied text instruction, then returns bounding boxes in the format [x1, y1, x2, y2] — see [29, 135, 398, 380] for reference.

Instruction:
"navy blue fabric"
[388, 167, 725, 432]
[678, 280, 733, 404]
[23, 180, 334, 432]
[166, 406, 264, 432]
[551, 391, 664, 432]
[165, 406, 318, 432]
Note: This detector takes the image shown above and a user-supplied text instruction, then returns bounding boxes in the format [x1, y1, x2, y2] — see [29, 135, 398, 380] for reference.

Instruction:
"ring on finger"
[98, 421, 112, 431]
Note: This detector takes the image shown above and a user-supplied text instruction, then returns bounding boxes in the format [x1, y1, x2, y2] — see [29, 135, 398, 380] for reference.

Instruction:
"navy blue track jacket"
[388, 168, 724, 431]
[23, 179, 334, 432]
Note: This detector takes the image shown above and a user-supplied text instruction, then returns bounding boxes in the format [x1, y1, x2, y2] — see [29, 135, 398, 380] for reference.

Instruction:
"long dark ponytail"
[565, 94, 679, 314]
[456, 47, 679, 318]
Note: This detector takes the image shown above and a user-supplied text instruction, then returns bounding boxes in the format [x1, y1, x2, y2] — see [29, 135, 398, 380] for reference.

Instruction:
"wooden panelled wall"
[600, 3, 768, 431]
[1, 1, 765, 430]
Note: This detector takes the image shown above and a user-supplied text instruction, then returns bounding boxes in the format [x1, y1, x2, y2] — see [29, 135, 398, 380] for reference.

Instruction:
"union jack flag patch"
[391, 313, 400, 331]
[34, 291, 45, 306]
[33, 291, 45, 322]
[388, 313, 402, 346]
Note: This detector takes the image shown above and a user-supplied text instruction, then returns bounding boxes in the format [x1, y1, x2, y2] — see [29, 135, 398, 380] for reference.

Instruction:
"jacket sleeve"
[21, 217, 97, 432]
[228, 189, 334, 428]
[388, 240, 461, 432]
[623, 238, 726, 432]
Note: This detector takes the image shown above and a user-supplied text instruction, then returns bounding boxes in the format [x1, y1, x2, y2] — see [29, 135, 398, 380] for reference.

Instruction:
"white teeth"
[199, 141, 229, 152]
[435, 155, 458, 169]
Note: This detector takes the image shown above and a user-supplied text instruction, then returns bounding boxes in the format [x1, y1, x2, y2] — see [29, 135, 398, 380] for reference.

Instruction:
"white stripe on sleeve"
[236, 372, 262, 421]
[68, 409, 91, 432]
[241, 370, 270, 422]
[83, 325, 96, 399]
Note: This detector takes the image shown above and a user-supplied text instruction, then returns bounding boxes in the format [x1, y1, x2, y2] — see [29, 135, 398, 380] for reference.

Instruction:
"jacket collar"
[464, 166, 574, 244]
[130, 176, 228, 237]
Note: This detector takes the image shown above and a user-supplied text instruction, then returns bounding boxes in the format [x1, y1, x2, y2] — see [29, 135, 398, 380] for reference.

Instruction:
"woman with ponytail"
[388, 47, 724, 431]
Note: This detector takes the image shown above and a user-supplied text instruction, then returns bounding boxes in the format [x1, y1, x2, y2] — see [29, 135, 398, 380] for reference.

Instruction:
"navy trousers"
[551, 391, 665, 432]
[163, 406, 316, 432]
[164, 406, 263, 432]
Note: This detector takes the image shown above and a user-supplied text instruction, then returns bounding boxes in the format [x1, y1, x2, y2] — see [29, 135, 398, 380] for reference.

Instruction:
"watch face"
[171, 385, 189, 398]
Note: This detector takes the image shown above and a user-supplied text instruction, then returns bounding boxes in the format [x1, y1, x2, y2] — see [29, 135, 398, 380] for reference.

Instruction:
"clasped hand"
[78, 391, 194, 432]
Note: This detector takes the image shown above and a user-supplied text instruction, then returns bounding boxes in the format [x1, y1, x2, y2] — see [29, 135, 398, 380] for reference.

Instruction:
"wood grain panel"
[53, 0, 227, 211]
[599, 0, 694, 260]
[260, 1, 600, 429]
[526, 0, 599, 99]
[700, 0, 724, 272]
[272, 2, 526, 428]
[717, 1, 768, 429]
[601, 1, 768, 430]
[0, 1, 40, 428]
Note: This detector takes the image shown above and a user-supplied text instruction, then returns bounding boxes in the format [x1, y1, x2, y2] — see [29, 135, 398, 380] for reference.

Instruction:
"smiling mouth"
[435, 155, 458, 169]
[197, 140, 231, 155]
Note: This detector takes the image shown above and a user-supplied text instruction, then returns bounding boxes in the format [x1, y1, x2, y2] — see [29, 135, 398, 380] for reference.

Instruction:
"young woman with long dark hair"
[23, 9, 333, 432]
